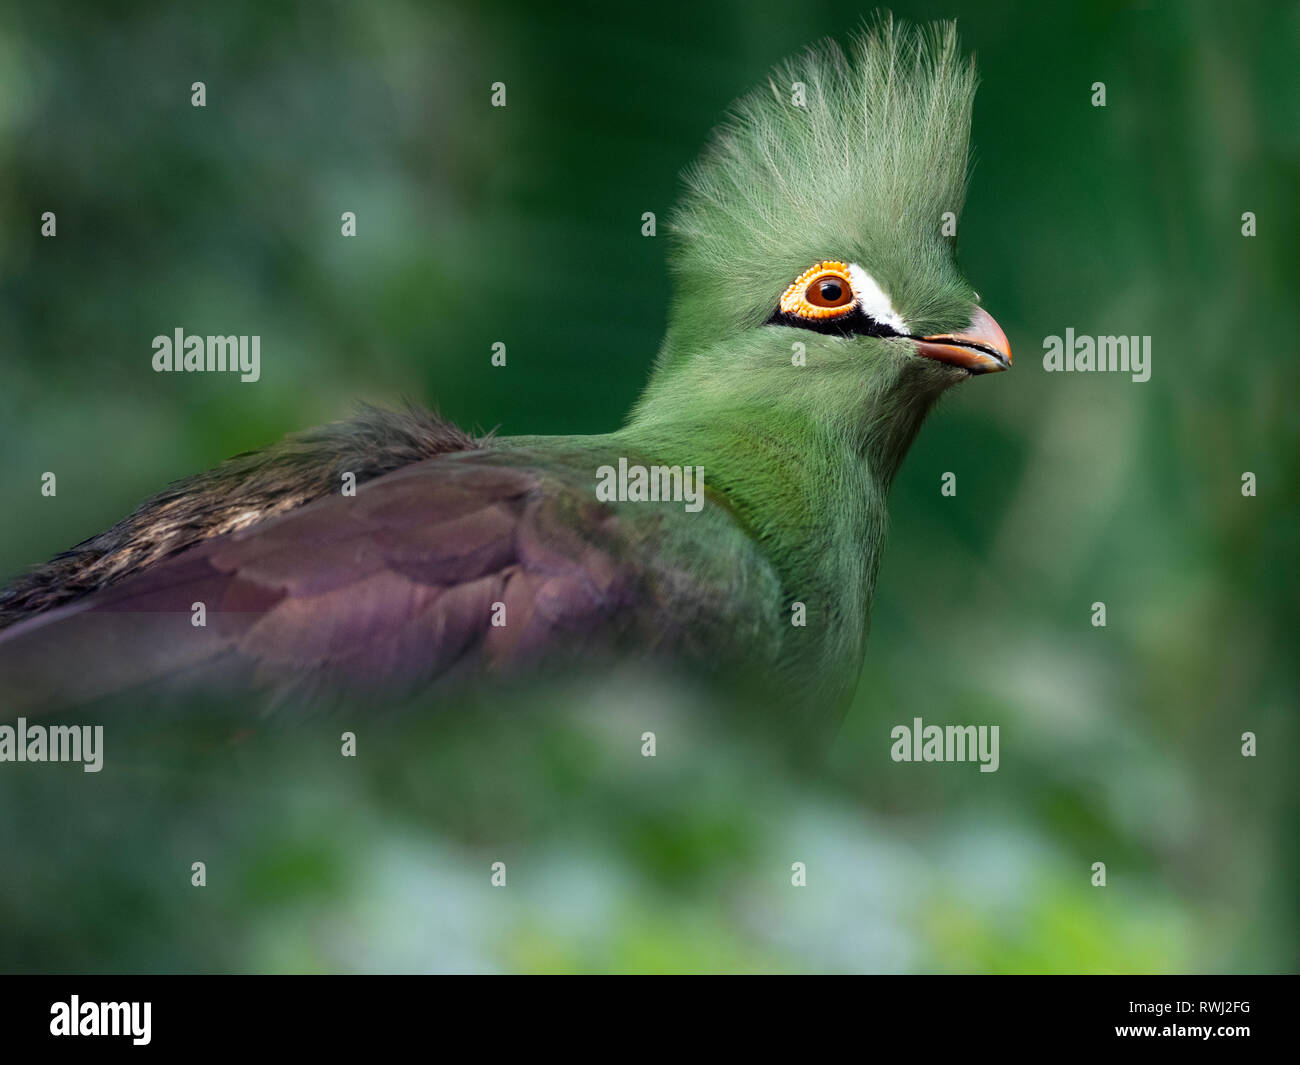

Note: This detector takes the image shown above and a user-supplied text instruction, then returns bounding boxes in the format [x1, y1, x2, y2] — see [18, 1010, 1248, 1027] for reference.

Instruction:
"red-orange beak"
[911, 306, 1012, 374]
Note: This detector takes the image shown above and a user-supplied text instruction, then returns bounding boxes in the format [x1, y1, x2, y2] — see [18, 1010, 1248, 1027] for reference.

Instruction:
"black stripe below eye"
[764, 307, 904, 339]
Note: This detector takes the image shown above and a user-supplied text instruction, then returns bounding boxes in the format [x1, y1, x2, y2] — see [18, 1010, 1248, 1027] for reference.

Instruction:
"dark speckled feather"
[0, 438, 787, 713]
[0, 403, 478, 628]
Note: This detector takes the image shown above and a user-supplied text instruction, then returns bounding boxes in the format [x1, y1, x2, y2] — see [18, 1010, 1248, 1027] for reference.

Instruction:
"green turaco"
[0, 20, 1010, 717]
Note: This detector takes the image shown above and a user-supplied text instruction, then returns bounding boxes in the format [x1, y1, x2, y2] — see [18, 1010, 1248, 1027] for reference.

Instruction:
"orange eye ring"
[779, 261, 855, 319]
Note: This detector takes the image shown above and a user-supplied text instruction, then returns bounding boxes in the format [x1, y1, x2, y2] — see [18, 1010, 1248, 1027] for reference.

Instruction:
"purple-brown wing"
[0, 456, 644, 712]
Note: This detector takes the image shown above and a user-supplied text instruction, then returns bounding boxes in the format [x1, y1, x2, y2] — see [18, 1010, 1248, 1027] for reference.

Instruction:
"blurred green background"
[0, 0, 1296, 972]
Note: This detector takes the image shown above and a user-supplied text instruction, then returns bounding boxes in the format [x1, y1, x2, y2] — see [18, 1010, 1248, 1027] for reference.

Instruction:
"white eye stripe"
[848, 264, 908, 333]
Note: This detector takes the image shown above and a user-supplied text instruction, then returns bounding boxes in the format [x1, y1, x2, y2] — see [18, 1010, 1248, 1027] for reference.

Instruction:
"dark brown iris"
[805, 275, 852, 308]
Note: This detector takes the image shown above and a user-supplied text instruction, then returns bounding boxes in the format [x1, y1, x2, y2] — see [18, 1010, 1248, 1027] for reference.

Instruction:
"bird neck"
[617, 352, 944, 628]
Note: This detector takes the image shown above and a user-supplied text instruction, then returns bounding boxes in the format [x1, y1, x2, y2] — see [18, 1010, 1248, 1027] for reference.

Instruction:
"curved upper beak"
[911, 306, 1012, 374]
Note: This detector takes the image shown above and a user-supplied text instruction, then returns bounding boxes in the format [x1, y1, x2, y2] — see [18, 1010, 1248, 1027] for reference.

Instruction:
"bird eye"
[810, 278, 846, 306]
[779, 261, 855, 319]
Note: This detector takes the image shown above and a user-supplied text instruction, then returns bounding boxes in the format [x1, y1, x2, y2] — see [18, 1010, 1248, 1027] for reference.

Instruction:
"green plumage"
[662, 18, 978, 365]
[617, 19, 985, 707]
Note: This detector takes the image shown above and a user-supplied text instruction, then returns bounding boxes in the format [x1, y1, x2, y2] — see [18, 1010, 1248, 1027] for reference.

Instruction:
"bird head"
[633, 19, 1009, 475]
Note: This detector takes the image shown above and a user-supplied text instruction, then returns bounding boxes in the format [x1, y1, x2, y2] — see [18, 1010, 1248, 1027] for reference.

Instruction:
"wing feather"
[0, 455, 642, 711]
